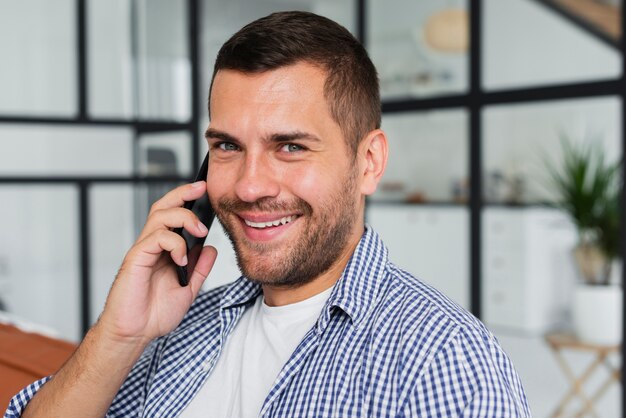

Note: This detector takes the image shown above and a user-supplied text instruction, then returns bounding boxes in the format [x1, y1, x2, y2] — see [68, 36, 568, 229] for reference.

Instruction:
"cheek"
[206, 165, 233, 203]
[279, 163, 346, 204]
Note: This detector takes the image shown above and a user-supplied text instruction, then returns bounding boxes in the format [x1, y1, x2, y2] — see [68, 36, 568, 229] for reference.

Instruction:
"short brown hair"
[209, 11, 381, 155]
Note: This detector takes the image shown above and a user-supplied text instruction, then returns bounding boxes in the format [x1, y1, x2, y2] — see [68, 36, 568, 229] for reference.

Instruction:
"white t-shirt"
[179, 286, 334, 418]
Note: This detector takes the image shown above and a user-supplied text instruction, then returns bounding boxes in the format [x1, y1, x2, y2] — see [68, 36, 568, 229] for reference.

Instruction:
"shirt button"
[202, 360, 212, 372]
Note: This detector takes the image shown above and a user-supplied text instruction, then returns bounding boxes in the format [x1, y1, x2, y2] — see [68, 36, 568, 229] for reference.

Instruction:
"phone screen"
[174, 153, 215, 286]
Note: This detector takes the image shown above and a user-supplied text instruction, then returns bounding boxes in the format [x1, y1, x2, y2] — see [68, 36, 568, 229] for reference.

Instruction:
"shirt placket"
[259, 328, 320, 417]
[142, 304, 248, 417]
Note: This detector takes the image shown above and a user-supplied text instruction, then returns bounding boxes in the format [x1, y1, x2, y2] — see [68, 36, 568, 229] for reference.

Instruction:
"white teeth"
[245, 215, 297, 229]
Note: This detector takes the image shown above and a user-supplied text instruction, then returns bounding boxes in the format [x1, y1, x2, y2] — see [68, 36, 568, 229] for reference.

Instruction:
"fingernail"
[181, 255, 188, 266]
[191, 181, 205, 188]
[198, 222, 208, 234]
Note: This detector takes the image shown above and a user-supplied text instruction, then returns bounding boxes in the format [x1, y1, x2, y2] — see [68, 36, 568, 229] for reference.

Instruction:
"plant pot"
[573, 243, 610, 285]
[572, 284, 622, 345]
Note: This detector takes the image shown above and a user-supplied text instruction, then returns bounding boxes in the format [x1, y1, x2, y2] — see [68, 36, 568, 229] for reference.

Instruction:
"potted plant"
[544, 136, 622, 344]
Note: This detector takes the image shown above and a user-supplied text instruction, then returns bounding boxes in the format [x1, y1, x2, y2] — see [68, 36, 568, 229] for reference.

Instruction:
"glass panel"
[0, 125, 133, 177]
[90, 185, 136, 323]
[133, 132, 194, 236]
[88, 0, 191, 121]
[136, 0, 190, 121]
[0, 185, 80, 342]
[367, 0, 469, 100]
[372, 109, 468, 204]
[482, 97, 622, 416]
[200, 0, 357, 134]
[483, 0, 622, 91]
[88, 0, 134, 119]
[483, 97, 621, 204]
[0, 0, 77, 116]
[137, 131, 193, 178]
[367, 206, 469, 309]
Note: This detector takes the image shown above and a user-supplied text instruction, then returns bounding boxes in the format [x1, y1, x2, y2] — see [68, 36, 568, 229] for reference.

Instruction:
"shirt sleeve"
[4, 376, 52, 418]
[399, 327, 532, 417]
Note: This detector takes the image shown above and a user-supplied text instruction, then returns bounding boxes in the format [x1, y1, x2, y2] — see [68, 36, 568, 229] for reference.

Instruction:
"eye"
[216, 142, 239, 151]
[280, 143, 305, 153]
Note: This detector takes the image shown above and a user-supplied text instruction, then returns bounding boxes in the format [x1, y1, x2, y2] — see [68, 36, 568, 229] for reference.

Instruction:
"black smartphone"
[174, 153, 215, 286]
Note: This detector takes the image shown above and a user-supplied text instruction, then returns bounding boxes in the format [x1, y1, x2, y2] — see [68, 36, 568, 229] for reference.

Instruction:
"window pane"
[0, 0, 77, 116]
[483, 0, 622, 90]
[137, 131, 193, 178]
[136, 0, 190, 121]
[367, 0, 468, 100]
[0, 125, 133, 177]
[133, 132, 194, 236]
[88, 0, 134, 119]
[88, 0, 191, 121]
[372, 109, 468, 204]
[0, 185, 80, 342]
[367, 206, 469, 309]
[90, 185, 135, 323]
[483, 97, 621, 204]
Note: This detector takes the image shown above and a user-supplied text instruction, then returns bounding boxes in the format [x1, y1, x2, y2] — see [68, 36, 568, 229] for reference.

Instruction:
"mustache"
[217, 196, 313, 216]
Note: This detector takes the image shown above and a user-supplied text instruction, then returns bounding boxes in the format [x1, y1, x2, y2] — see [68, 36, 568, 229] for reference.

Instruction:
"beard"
[214, 170, 359, 288]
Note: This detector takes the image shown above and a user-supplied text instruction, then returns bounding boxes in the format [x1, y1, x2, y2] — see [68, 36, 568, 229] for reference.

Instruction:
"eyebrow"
[268, 131, 321, 143]
[205, 128, 321, 144]
[205, 128, 237, 142]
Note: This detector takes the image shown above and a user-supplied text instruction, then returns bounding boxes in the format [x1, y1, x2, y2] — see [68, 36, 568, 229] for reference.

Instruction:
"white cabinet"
[482, 207, 577, 334]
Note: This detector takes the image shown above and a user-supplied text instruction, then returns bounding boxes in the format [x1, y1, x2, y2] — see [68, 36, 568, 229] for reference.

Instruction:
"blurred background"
[0, 0, 624, 416]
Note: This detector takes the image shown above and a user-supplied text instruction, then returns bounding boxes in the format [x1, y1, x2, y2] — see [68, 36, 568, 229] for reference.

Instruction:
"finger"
[148, 181, 207, 215]
[188, 246, 218, 296]
[138, 207, 209, 242]
[131, 230, 189, 269]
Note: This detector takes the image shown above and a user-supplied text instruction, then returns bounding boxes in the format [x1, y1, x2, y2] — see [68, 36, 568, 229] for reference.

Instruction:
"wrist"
[88, 322, 152, 368]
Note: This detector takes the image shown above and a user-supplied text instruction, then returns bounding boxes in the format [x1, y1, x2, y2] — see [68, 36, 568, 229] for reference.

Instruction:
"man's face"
[206, 62, 365, 287]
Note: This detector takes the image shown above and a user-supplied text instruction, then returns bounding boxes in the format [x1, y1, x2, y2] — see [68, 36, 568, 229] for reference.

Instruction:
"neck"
[262, 224, 364, 307]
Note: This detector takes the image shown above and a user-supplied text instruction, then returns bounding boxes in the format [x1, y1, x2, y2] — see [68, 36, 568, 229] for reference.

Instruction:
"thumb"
[188, 245, 218, 296]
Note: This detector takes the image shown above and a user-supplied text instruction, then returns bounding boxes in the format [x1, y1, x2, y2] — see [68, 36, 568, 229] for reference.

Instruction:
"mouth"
[243, 215, 299, 229]
[235, 213, 301, 242]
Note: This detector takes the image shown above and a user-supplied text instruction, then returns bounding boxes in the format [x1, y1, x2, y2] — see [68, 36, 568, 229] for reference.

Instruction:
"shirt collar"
[319, 225, 388, 330]
[219, 276, 262, 309]
[219, 225, 388, 328]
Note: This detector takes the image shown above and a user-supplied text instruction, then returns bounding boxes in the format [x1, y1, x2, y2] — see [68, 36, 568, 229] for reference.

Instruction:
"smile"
[243, 215, 299, 229]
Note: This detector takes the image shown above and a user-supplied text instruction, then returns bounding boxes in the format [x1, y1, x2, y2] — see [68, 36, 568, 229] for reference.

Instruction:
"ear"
[358, 129, 388, 196]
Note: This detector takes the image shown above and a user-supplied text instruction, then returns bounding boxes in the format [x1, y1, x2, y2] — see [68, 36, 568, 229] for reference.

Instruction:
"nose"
[234, 153, 280, 203]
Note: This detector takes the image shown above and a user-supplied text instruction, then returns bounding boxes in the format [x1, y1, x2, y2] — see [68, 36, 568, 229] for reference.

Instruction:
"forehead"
[208, 62, 345, 145]
[209, 62, 328, 115]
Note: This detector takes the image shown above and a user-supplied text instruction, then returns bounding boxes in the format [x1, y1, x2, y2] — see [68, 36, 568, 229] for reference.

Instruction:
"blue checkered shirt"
[6, 227, 530, 417]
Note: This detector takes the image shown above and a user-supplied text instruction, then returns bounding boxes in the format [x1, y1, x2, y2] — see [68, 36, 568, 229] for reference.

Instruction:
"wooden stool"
[545, 332, 621, 418]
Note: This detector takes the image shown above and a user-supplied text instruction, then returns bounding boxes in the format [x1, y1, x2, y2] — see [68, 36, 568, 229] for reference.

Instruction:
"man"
[6, 11, 530, 417]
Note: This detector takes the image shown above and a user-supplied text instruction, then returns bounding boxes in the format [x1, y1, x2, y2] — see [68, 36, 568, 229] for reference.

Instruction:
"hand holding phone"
[174, 153, 215, 286]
